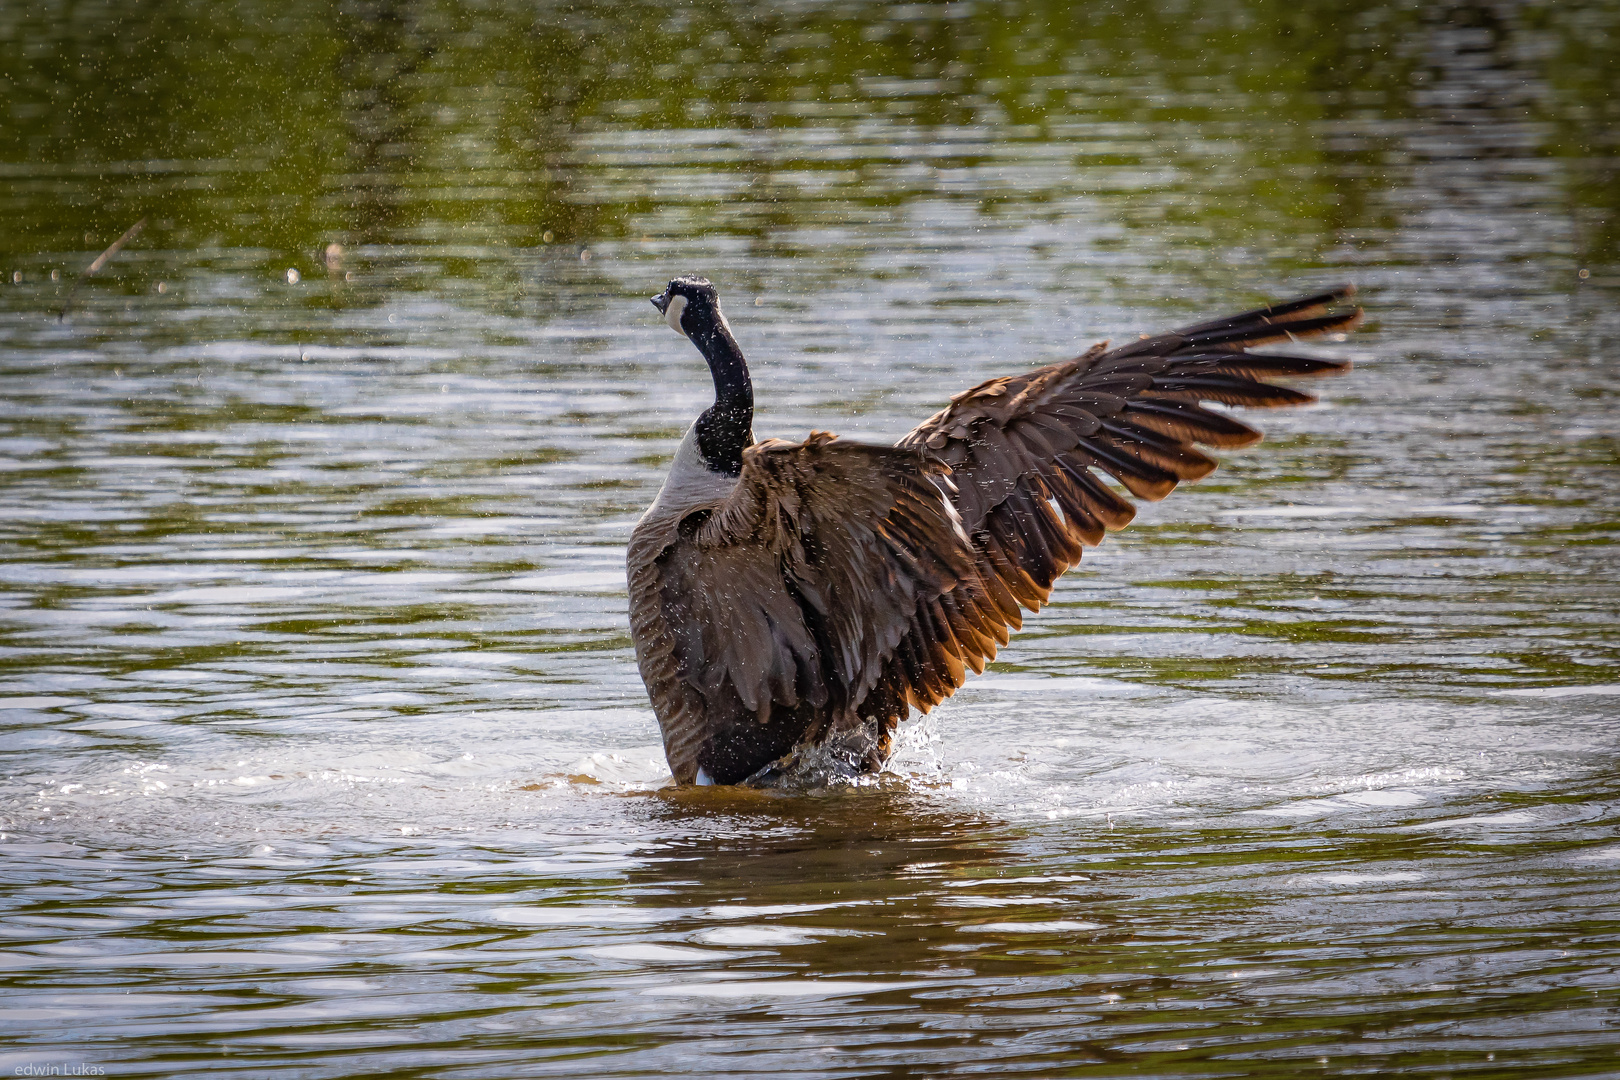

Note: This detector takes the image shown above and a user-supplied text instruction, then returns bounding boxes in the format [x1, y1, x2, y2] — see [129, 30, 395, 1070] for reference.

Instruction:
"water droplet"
[1578, 268, 1590, 280]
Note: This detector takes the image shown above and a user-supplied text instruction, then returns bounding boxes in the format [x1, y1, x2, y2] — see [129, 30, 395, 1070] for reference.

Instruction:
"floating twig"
[59, 217, 146, 322]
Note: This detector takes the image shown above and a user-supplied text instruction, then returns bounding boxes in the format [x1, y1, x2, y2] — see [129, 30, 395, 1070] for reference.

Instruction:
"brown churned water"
[1, 2, 1616, 1075]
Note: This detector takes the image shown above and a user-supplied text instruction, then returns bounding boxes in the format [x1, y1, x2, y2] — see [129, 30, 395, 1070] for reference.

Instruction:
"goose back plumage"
[629, 428, 974, 785]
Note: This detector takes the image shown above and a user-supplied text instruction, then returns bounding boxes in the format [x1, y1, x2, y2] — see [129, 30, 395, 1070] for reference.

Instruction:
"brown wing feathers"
[874, 285, 1359, 727]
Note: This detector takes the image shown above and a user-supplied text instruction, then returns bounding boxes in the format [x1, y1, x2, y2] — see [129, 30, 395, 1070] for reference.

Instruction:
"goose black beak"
[651, 291, 670, 315]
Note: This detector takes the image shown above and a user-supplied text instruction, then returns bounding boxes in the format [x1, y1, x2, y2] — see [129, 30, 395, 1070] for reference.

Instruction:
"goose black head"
[651, 275, 753, 477]
[651, 275, 723, 339]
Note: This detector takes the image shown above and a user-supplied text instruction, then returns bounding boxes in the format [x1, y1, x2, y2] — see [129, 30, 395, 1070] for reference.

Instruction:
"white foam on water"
[488, 907, 667, 926]
[1313, 871, 1426, 885]
[692, 925, 871, 947]
[642, 979, 920, 999]
[588, 944, 720, 962]
[964, 921, 1103, 934]
[1492, 684, 1620, 698]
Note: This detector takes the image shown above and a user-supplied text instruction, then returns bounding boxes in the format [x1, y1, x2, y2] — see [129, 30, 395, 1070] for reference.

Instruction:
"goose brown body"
[629, 280, 1361, 786]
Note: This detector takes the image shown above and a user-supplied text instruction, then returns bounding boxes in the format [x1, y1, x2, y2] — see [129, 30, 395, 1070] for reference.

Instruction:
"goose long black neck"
[689, 309, 754, 477]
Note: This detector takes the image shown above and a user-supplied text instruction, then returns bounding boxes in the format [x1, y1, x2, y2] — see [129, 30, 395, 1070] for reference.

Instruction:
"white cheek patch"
[665, 293, 688, 335]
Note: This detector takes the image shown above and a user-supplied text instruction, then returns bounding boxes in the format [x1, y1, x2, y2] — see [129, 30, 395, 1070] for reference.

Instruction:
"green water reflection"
[5, 0, 1616, 281]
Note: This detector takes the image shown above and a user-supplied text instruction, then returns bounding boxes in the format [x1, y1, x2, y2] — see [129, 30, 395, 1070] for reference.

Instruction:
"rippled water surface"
[3, 1, 1619, 1075]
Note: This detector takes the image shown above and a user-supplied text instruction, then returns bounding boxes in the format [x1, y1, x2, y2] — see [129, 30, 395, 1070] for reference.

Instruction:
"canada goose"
[632, 277, 1359, 786]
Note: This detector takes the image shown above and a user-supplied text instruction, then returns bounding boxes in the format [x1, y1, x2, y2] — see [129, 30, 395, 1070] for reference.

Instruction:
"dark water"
[3, 1, 1619, 1076]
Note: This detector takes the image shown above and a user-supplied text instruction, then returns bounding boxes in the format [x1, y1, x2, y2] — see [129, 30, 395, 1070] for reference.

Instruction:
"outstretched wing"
[629, 432, 975, 784]
[875, 285, 1361, 707]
